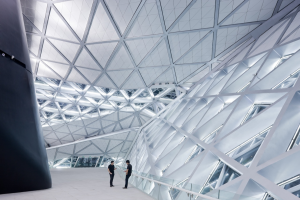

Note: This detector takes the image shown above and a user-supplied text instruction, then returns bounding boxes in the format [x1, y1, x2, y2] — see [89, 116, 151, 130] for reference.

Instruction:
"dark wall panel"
[0, 0, 52, 194]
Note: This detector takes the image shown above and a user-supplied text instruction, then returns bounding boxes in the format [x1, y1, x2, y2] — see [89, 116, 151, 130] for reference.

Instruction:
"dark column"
[0, 0, 51, 194]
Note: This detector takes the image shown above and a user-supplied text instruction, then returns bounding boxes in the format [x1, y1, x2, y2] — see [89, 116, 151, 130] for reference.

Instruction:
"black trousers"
[110, 173, 114, 186]
[125, 174, 131, 188]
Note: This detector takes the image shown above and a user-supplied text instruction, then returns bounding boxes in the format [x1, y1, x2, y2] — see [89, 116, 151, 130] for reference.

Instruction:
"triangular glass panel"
[160, 0, 192, 29]
[112, 91, 123, 97]
[222, 0, 277, 26]
[134, 103, 145, 108]
[126, 89, 137, 97]
[241, 104, 270, 125]
[46, 102, 57, 109]
[216, 24, 259, 56]
[47, 78, 61, 86]
[138, 90, 150, 98]
[74, 83, 86, 90]
[105, 0, 141, 34]
[104, 88, 111, 94]
[21, 0, 47, 31]
[67, 69, 89, 85]
[128, 0, 163, 37]
[93, 98, 101, 103]
[151, 88, 166, 96]
[37, 99, 47, 106]
[44, 90, 55, 96]
[169, 177, 189, 200]
[79, 105, 88, 112]
[185, 145, 203, 163]
[201, 161, 240, 194]
[58, 102, 68, 109]
[147, 105, 155, 112]
[23, 17, 39, 33]
[35, 77, 47, 85]
[87, 3, 119, 42]
[68, 106, 78, 112]
[116, 102, 122, 107]
[172, 0, 215, 31]
[64, 114, 76, 120]
[272, 69, 300, 89]
[227, 127, 271, 167]
[55, 0, 93, 39]
[45, 111, 54, 118]
[87, 108, 98, 115]
[107, 45, 134, 70]
[176, 33, 213, 64]
[53, 115, 63, 120]
[71, 94, 78, 100]
[126, 37, 161, 65]
[46, 8, 78, 42]
[163, 89, 177, 99]
[140, 40, 170, 67]
[273, 54, 294, 70]
[60, 82, 73, 90]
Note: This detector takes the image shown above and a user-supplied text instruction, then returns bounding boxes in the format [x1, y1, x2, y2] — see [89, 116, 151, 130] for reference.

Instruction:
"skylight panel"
[58, 102, 68, 109]
[126, 89, 137, 97]
[287, 124, 300, 151]
[202, 125, 223, 144]
[35, 77, 47, 85]
[37, 99, 47, 106]
[45, 111, 54, 118]
[151, 88, 166, 96]
[273, 54, 294, 70]
[237, 82, 251, 93]
[199, 161, 240, 195]
[64, 114, 76, 120]
[74, 83, 86, 90]
[147, 105, 155, 112]
[263, 175, 300, 199]
[138, 90, 150, 98]
[226, 126, 271, 156]
[53, 115, 63, 120]
[241, 104, 270, 125]
[104, 88, 111, 94]
[112, 91, 123, 97]
[185, 145, 203, 163]
[47, 78, 61, 86]
[163, 89, 177, 99]
[79, 105, 88, 112]
[134, 103, 145, 108]
[87, 108, 98, 115]
[272, 68, 300, 89]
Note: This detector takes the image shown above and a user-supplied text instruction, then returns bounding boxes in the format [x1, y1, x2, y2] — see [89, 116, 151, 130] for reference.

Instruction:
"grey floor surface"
[0, 168, 153, 200]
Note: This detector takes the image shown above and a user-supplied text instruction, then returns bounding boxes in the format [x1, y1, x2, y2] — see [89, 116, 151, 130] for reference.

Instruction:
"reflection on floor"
[0, 168, 153, 200]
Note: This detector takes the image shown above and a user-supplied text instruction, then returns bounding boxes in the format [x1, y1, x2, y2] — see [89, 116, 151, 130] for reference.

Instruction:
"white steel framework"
[21, 0, 294, 147]
[125, 3, 300, 199]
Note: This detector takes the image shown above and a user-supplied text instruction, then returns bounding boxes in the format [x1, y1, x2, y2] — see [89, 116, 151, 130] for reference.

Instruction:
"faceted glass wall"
[126, 8, 300, 200]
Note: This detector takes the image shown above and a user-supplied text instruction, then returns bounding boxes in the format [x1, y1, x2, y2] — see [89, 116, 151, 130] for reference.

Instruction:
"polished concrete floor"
[0, 168, 153, 200]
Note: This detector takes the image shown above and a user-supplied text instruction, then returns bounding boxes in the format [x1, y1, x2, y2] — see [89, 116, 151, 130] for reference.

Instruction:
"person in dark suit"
[123, 160, 132, 189]
[108, 161, 116, 187]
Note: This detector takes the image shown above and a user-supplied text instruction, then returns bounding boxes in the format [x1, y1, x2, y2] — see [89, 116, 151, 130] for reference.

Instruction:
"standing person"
[108, 161, 116, 187]
[123, 160, 132, 189]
